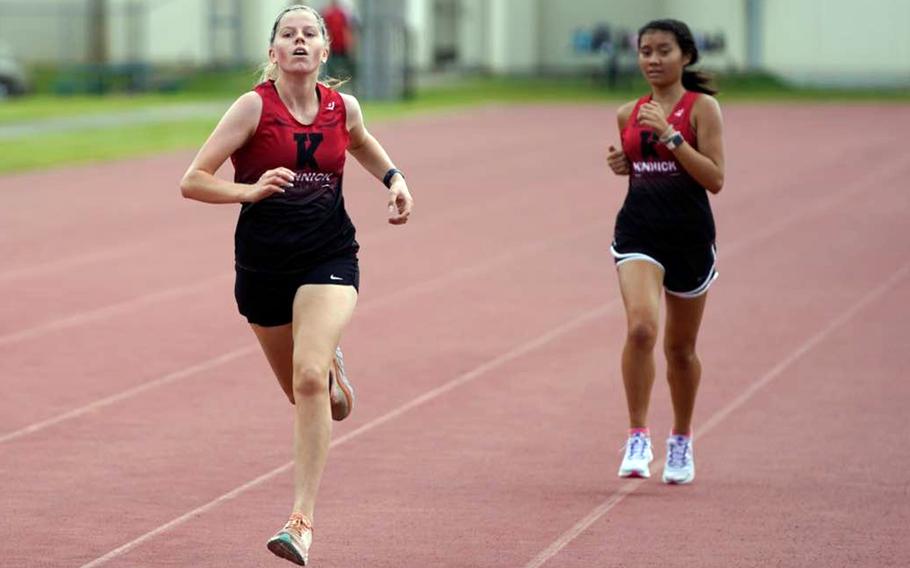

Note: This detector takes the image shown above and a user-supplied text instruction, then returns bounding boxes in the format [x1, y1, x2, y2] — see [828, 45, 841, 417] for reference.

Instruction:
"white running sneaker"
[267, 513, 313, 566]
[662, 435, 695, 484]
[618, 432, 654, 478]
[328, 345, 355, 421]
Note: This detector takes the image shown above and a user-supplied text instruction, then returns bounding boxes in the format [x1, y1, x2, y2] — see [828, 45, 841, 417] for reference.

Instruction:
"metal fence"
[357, 0, 413, 100]
[0, 0, 413, 98]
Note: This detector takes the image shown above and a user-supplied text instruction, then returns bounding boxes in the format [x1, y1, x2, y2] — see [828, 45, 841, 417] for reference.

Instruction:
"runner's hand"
[244, 168, 296, 202]
[637, 101, 670, 136]
[387, 179, 413, 225]
[607, 145, 630, 176]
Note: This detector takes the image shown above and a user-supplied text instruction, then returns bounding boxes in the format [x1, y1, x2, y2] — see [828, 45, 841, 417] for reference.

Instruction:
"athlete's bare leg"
[616, 260, 664, 429]
[663, 291, 708, 435]
[251, 323, 295, 404]
[251, 284, 357, 521]
[288, 284, 356, 519]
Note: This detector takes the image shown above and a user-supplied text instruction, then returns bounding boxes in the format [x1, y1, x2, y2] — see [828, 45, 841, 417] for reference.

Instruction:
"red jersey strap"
[232, 81, 349, 185]
[620, 90, 702, 175]
[630, 91, 699, 144]
[664, 91, 699, 146]
[252, 81, 345, 131]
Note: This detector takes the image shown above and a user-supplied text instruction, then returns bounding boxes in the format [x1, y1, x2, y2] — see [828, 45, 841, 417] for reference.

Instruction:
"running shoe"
[328, 345, 355, 421]
[662, 434, 695, 484]
[618, 431, 654, 478]
[267, 513, 313, 566]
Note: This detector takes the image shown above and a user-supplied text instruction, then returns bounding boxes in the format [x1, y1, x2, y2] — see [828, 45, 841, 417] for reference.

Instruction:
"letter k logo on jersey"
[294, 132, 323, 170]
[326, 102, 336, 111]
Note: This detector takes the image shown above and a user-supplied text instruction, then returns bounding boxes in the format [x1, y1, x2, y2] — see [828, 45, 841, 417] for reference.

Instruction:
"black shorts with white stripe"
[610, 241, 718, 298]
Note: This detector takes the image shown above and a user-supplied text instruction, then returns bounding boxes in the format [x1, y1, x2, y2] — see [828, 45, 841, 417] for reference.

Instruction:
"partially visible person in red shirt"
[322, 0, 356, 82]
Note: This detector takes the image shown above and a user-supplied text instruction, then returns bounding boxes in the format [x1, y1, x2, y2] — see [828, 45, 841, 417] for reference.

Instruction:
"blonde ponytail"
[258, 61, 279, 84]
[320, 75, 349, 90]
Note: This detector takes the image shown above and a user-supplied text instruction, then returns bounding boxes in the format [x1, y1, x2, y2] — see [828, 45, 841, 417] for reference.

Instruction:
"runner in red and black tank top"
[232, 80, 357, 273]
[615, 90, 716, 251]
[180, 6, 413, 562]
[605, 19, 726, 486]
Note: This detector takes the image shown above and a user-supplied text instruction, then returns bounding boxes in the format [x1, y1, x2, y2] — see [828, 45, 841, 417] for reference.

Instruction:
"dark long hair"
[638, 19, 717, 95]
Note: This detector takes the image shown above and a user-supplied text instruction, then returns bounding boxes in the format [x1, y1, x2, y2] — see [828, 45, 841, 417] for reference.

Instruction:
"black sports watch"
[663, 131, 684, 150]
[383, 168, 404, 188]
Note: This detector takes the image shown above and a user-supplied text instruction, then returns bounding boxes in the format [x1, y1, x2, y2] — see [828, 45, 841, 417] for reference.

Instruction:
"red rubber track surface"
[1, 103, 908, 567]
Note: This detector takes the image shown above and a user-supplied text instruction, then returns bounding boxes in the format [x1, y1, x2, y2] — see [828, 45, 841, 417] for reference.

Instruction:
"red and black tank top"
[231, 81, 358, 273]
[615, 90, 716, 249]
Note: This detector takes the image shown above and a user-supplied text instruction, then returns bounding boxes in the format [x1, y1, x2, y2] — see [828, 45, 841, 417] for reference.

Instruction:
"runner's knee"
[626, 314, 658, 351]
[292, 361, 330, 399]
[664, 342, 698, 368]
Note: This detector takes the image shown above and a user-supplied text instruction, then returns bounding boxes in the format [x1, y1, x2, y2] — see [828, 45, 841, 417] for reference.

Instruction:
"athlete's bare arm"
[342, 93, 413, 225]
[180, 92, 296, 204]
[607, 100, 636, 176]
[616, 100, 636, 131]
[637, 94, 725, 193]
[688, 95, 725, 193]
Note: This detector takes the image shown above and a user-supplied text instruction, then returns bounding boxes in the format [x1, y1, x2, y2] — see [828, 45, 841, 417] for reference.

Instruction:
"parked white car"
[0, 42, 28, 98]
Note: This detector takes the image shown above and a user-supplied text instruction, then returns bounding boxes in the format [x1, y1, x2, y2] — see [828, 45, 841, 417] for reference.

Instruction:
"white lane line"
[9, 152, 904, 350]
[0, 145, 575, 284]
[521, 262, 910, 568]
[0, 345, 259, 445]
[78, 301, 620, 568]
[0, 225, 211, 284]
[0, 245, 141, 283]
[722, 158, 909, 258]
[0, 218, 597, 349]
[4, 155, 883, 443]
[7, 153, 899, 457]
[0, 274, 230, 347]
[0, 226, 596, 445]
[358, 224, 600, 314]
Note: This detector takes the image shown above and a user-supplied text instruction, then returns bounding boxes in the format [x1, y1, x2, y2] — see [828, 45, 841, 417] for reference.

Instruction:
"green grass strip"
[1, 75, 907, 174]
[0, 120, 218, 172]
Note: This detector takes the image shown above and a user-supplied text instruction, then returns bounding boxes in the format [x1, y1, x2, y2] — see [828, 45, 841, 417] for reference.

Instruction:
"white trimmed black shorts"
[611, 241, 718, 298]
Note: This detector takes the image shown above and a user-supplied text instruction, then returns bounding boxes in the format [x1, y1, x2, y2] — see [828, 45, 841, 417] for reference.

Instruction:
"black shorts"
[235, 253, 360, 327]
[611, 241, 718, 298]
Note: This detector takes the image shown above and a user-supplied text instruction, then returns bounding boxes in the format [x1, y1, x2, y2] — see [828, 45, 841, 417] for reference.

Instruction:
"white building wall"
[3, 0, 908, 86]
[761, 0, 910, 86]
[115, 0, 206, 65]
[0, 0, 94, 63]
[659, 0, 746, 71]
[491, 0, 537, 73]
[536, 0, 662, 71]
[456, 0, 489, 70]
[404, 0, 433, 71]
[487, 0, 508, 72]
[121, 1, 351, 67]
[244, 0, 292, 68]
[387, 0, 739, 74]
